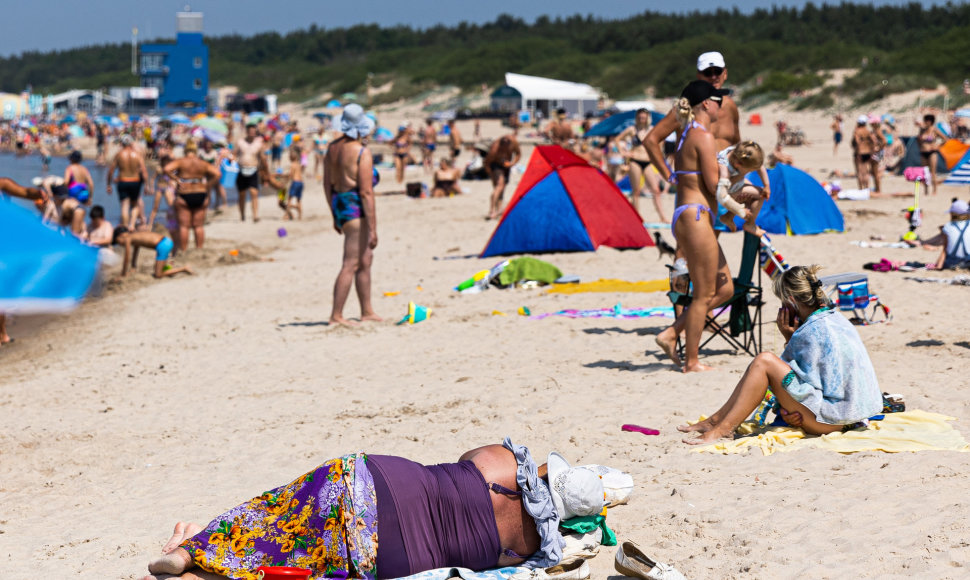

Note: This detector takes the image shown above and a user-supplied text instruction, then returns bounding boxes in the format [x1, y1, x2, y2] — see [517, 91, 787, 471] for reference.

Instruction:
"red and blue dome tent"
[481, 146, 653, 257]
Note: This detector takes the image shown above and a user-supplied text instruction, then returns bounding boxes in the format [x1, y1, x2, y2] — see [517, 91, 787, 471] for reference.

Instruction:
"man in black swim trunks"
[484, 135, 521, 220]
[107, 135, 150, 229]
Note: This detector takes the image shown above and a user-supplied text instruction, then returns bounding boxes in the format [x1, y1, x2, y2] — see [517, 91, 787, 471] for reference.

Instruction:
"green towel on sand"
[560, 514, 617, 546]
[496, 257, 563, 287]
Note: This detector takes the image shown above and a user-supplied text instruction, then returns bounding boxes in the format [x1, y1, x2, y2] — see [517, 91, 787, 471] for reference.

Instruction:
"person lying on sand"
[680, 265, 882, 445]
[140, 440, 605, 580]
[112, 226, 192, 279]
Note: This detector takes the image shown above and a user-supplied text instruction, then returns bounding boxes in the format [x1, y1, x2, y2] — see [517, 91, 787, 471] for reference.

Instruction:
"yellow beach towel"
[692, 410, 970, 456]
[548, 278, 669, 295]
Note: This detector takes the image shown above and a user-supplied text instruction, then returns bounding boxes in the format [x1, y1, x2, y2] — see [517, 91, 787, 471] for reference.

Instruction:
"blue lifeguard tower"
[139, 10, 209, 111]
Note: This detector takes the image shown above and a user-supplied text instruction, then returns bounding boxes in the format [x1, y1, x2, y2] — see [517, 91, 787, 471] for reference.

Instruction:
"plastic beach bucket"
[255, 566, 313, 580]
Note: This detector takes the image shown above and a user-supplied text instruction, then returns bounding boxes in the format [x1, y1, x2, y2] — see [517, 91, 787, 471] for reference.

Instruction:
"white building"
[490, 73, 601, 119]
[48, 90, 122, 115]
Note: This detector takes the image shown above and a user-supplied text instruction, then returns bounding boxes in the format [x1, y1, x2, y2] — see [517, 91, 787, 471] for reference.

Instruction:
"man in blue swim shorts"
[324, 104, 381, 326]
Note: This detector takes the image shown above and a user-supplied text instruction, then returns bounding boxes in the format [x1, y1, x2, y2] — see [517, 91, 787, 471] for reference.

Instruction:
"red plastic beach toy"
[621, 424, 660, 436]
[256, 566, 314, 580]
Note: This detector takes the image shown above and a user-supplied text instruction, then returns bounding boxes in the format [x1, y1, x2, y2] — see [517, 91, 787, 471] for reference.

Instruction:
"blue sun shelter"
[0, 197, 99, 312]
[743, 164, 844, 235]
[584, 109, 666, 137]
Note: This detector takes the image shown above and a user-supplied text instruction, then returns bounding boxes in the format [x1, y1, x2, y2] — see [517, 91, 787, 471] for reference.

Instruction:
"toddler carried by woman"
[716, 140, 770, 236]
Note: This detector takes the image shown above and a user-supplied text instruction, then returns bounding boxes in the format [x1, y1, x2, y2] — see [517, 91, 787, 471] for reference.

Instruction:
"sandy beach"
[2, 101, 970, 580]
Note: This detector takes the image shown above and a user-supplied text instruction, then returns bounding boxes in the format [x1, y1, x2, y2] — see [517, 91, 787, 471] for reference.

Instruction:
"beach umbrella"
[195, 127, 227, 144]
[247, 112, 266, 123]
[430, 110, 456, 121]
[374, 127, 393, 142]
[584, 110, 666, 138]
[0, 197, 99, 313]
[67, 124, 84, 138]
[193, 116, 228, 135]
[313, 112, 332, 120]
[166, 112, 191, 125]
[325, 99, 342, 108]
[956, 109, 970, 120]
[62, 114, 76, 123]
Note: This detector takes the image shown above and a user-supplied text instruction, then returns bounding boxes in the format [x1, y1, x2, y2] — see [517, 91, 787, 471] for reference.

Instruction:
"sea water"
[0, 151, 240, 226]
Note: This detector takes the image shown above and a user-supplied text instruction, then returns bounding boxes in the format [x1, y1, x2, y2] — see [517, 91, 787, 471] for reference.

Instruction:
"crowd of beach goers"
[4, 47, 970, 580]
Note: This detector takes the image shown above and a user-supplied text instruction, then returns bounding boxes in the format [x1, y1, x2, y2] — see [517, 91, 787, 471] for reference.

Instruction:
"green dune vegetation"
[2, 2, 969, 109]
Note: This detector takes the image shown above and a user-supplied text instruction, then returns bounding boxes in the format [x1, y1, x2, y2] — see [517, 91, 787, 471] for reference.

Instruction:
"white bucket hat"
[341, 103, 374, 139]
[547, 452, 607, 521]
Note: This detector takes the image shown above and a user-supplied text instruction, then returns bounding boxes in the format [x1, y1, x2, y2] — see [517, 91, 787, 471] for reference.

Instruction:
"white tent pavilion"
[491, 73, 601, 119]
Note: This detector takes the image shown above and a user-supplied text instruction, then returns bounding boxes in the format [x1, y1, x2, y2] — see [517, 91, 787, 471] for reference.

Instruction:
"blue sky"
[0, 0, 953, 57]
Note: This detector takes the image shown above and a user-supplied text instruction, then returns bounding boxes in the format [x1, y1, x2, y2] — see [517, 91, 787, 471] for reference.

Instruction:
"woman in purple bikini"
[140, 440, 604, 579]
[654, 81, 735, 373]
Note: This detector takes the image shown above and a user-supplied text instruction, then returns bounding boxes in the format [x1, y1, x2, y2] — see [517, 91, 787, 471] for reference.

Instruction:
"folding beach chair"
[819, 272, 892, 325]
[669, 232, 765, 358]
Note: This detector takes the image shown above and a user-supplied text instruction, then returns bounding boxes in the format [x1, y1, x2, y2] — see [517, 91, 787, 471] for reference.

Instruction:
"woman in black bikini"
[432, 157, 461, 197]
[392, 126, 412, 184]
[917, 114, 948, 195]
[617, 108, 668, 222]
[163, 140, 220, 251]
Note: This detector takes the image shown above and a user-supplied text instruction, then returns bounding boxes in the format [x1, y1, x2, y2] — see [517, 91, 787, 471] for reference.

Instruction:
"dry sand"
[2, 103, 970, 580]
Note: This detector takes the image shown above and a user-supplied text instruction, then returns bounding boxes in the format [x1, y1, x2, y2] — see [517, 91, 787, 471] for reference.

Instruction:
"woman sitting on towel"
[680, 265, 883, 445]
[141, 439, 604, 580]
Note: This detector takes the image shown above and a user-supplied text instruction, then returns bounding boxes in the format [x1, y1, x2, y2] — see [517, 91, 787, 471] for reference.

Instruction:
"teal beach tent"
[744, 164, 844, 235]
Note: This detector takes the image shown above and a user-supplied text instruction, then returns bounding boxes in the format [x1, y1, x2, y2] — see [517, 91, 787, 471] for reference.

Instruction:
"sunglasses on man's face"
[701, 67, 724, 77]
[709, 96, 723, 108]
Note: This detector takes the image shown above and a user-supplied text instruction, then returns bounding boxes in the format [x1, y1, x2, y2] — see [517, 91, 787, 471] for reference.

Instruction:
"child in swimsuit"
[715, 140, 770, 237]
[112, 226, 192, 279]
[284, 149, 304, 220]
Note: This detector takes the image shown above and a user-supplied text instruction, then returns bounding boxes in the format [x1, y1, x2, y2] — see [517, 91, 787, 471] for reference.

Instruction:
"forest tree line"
[1, 2, 968, 107]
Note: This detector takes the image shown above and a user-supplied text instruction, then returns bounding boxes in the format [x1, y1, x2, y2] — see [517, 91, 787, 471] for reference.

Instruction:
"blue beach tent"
[0, 197, 99, 313]
[584, 110, 666, 138]
[743, 164, 844, 235]
[944, 149, 970, 185]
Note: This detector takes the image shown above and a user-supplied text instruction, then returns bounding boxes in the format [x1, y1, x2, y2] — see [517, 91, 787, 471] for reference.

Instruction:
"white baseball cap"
[697, 51, 726, 71]
[949, 200, 969, 215]
[547, 452, 607, 521]
[857, 115, 869, 125]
